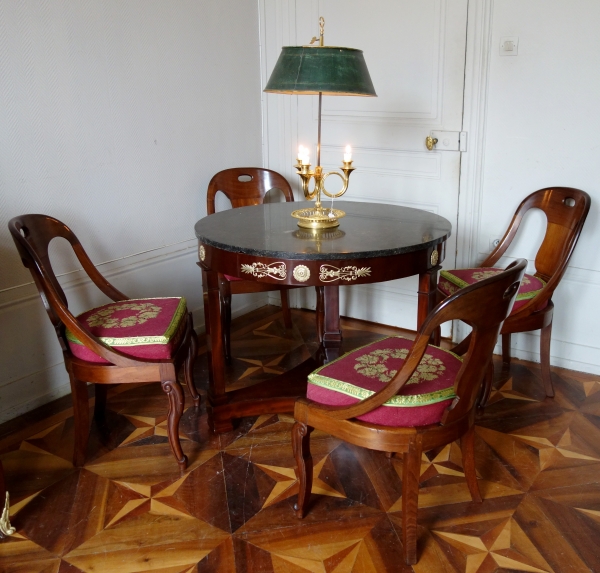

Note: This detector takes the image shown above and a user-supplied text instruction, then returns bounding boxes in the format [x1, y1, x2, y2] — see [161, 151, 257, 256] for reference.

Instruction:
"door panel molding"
[318, 0, 445, 122]
[321, 145, 441, 179]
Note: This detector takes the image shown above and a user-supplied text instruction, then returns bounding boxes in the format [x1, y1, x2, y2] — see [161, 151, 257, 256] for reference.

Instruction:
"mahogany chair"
[9, 214, 199, 469]
[293, 259, 527, 565]
[438, 187, 590, 398]
[206, 167, 296, 362]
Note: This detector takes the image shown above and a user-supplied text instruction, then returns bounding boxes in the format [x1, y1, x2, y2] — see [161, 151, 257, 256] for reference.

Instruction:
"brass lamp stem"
[316, 17, 324, 167]
[317, 92, 322, 167]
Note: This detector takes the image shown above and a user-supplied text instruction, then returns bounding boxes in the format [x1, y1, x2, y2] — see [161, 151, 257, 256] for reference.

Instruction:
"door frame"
[453, 0, 494, 341]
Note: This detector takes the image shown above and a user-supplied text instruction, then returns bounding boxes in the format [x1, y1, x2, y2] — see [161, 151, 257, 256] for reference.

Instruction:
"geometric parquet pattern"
[1, 306, 600, 572]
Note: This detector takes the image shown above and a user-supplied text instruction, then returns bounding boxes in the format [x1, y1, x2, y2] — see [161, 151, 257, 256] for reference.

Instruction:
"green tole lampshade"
[264, 46, 376, 96]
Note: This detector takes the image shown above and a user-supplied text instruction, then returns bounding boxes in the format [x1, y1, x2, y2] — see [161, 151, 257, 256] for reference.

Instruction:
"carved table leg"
[315, 286, 325, 343]
[202, 268, 232, 433]
[418, 265, 441, 344]
[184, 315, 200, 408]
[322, 285, 342, 362]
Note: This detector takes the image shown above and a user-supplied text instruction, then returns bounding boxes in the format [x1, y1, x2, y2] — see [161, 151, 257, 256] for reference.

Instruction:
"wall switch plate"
[500, 36, 519, 56]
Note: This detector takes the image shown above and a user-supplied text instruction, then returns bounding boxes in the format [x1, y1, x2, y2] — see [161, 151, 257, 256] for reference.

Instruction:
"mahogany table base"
[196, 201, 451, 434]
[202, 270, 441, 434]
[203, 271, 342, 434]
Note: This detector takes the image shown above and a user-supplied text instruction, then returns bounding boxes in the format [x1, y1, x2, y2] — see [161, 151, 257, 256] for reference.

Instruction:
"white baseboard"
[495, 332, 600, 376]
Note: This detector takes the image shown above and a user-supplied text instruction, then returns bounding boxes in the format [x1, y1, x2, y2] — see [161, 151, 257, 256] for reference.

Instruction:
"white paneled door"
[261, 0, 468, 331]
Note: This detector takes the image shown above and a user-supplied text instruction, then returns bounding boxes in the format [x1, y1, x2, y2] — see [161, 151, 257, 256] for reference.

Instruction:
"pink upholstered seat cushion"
[66, 297, 187, 364]
[307, 337, 461, 427]
[438, 268, 547, 313]
[223, 274, 243, 282]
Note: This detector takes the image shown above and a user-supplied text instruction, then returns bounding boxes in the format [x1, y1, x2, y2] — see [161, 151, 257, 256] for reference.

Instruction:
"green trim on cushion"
[66, 297, 187, 347]
[440, 270, 471, 289]
[440, 269, 546, 301]
[162, 297, 187, 341]
[307, 336, 460, 408]
[308, 373, 457, 407]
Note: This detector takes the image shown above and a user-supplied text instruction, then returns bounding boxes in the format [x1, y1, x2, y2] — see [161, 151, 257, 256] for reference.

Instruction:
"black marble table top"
[195, 201, 452, 261]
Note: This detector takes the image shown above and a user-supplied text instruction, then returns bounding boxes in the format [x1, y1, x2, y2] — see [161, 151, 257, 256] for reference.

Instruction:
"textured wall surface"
[478, 0, 600, 373]
[0, 0, 264, 421]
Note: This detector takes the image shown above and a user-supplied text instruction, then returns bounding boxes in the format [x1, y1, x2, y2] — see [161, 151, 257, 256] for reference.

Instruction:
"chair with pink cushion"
[206, 168, 297, 362]
[438, 187, 590, 398]
[9, 214, 199, 469]
[293, 259, 527, 565]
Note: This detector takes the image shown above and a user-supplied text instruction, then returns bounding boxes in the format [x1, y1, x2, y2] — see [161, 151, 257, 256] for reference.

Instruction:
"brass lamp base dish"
[291, 207, 346, 229]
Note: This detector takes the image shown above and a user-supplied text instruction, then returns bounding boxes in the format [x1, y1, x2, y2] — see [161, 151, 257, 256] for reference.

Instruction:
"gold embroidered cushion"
[438, 268, 546, 313]
[66, 297, 187, 364]
[307, 336, 461, 427]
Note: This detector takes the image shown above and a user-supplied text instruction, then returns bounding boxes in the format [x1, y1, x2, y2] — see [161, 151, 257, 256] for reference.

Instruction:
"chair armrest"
[35, 262, 152, 368]
[72, 242, 128, 302]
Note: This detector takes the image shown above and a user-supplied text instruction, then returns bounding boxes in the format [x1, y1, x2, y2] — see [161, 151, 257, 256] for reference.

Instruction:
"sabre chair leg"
[292, 422, 314, 518]
[184, 322, 200, 408]
[402, 438, 423, 565]
[477, 360, 495, 410]
[280, 289, 293, 329]
[502, 333, 511, 365]
[540, 321, 555, 398]
[70, 373, 90, 468]
[161, 378, 188, 470]
[461, 426, 482, 503]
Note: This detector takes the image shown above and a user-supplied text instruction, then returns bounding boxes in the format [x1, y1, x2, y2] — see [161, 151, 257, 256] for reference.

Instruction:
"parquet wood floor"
[1, 306, 599, 572]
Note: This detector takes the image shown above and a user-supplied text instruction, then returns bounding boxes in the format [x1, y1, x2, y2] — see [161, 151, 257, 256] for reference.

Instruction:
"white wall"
[0, 0, 264, 422]
[473, 0, 600, 373]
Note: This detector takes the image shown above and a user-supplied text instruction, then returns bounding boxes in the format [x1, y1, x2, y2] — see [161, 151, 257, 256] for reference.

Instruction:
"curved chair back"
[206, 167, 294, 214]
[483, 187, 590, 288]
[9, 214, 130, 364]
[10, 214, 83, 312]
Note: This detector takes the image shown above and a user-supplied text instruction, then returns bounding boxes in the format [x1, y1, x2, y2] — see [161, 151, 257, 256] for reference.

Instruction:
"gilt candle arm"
[291, 158, 356, 228]
[321, 161, 355, 199]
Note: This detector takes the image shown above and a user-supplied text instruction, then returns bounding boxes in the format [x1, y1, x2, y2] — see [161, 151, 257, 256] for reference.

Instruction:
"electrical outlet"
[500, 36, 519, 56]
[489, 238, 501, 251]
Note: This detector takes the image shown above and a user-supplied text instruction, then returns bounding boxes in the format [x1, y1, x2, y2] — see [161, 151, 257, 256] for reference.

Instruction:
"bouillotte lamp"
[264, 17, 376, 229]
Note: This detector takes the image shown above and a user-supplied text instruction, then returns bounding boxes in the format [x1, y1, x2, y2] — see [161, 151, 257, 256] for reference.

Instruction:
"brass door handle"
[425, 136, 438, 151]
